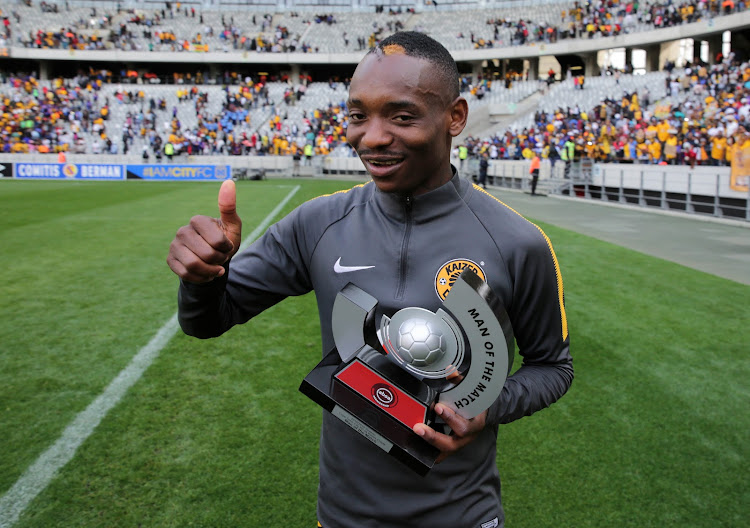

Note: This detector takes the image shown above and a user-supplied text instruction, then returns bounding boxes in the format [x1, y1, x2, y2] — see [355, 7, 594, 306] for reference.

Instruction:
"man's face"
[346, 52, 466, 196]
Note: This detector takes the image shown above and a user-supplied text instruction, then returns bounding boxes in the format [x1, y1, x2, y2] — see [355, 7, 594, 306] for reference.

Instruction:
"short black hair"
[370, 31, 459, 102]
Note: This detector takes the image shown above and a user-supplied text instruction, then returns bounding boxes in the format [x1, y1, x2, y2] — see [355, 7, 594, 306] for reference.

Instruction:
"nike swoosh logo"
[334, 257, 375, 273]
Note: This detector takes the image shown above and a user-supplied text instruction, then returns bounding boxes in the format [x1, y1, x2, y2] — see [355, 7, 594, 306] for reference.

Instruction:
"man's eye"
[394, 115, 414, 122]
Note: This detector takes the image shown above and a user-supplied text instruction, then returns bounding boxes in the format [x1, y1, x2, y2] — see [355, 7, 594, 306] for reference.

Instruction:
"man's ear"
[448, 96, 469, 138]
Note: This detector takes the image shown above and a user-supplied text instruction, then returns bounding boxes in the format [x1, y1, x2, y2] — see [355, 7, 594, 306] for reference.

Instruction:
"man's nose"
[360, 118, 393, 149]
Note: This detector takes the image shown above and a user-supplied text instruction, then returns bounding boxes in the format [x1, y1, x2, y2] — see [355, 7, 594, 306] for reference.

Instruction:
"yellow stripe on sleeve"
[473, 184, 569, 341]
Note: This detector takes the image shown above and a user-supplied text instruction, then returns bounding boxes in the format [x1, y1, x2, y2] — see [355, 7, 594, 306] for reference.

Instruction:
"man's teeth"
[371, 160, 399, 166]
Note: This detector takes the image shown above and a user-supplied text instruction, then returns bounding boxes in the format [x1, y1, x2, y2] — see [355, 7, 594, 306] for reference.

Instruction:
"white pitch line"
[0, 184, 301, 528]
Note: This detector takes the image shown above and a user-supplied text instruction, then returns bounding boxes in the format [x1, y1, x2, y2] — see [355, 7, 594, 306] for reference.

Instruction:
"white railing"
[481, 160, 750, 221]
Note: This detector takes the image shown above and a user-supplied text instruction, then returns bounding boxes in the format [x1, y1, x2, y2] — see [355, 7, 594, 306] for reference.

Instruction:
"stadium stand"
[463, 57, 749, 167]
[0, 73, 353, 158]
[0, 0, 748, 169]
[1, 0, 745, 53]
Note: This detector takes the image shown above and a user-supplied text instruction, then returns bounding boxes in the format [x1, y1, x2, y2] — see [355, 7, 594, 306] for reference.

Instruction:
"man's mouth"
[368, 159, 401, 167]
[359, 153, 406, 177]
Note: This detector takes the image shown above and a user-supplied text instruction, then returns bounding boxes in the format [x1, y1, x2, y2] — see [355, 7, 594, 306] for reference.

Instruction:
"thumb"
[217, 179, 242, 253]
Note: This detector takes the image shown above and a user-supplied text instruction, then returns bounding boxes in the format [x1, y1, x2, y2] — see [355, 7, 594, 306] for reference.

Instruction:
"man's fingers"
[168, 238, 227, 283]
[188, 216, 234, 256]
[434, 404, 480, 437]
[413, 423, 446, 448]
[218, 179, 238, 220]
[167, 204, 241, 282]
[413, 422, 466, 464]
[217, 180, 242, 253]
[168, 219, 232, 284]
[413, 405, 488, 463]
[167, 251, 225, 284]
[446, 368, 464, 384]
[166, 183, 242, 284]
[166, 199, 241, 284]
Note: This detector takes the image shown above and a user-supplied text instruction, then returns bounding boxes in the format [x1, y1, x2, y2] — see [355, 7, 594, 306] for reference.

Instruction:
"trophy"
[299, 269, 514, 475]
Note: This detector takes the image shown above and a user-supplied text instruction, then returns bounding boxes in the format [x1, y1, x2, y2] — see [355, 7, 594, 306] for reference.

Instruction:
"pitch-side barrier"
[465, 159, 750, 222]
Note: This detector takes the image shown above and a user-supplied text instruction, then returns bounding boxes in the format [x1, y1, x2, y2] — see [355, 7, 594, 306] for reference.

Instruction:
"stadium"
[0, 0, 748, 526]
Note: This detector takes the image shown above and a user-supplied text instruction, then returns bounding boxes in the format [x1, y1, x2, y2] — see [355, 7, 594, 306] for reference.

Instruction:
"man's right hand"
[167, 179, 243, 284]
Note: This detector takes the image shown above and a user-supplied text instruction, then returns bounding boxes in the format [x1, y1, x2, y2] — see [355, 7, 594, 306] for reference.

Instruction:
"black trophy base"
[299, 349, 440, 476]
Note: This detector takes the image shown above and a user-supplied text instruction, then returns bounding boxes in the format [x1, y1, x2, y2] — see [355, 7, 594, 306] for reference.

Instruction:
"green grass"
[1, 179, 748, 527]
[499, 224, 749, 527]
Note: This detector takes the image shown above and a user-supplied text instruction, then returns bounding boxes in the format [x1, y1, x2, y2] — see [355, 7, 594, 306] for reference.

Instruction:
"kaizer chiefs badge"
[435, 259, 486, 300]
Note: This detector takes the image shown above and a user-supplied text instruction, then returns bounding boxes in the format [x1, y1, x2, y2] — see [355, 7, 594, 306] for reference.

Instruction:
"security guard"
[458, 144, 468, 169]
[164, 142, 175, 162]
[561, 136, 575, 178]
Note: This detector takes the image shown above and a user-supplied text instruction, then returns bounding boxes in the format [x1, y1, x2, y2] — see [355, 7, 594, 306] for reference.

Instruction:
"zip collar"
[372, 169, 470, 223]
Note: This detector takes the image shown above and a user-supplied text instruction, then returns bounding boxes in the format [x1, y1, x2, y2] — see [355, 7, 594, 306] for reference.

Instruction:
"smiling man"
[168, 32, 572, 528]
[345, 38, 466, 196]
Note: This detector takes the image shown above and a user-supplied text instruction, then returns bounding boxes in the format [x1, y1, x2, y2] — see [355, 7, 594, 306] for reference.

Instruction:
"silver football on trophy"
[378, 306, 464, 380]
[395, 318, 447, 367]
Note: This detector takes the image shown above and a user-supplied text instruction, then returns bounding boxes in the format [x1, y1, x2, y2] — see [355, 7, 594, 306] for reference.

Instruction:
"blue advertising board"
[126, 164, 231, 181]
[15, 163, 124, 180]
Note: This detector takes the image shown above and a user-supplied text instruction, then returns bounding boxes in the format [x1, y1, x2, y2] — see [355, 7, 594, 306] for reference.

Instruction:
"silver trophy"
[299, 269, 514, 474]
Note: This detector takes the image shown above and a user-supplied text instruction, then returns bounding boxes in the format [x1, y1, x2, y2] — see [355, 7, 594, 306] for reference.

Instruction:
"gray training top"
[177, 173, 573, 528]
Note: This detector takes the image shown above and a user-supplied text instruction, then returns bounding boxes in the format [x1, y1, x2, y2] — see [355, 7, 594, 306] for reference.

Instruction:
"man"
[711, 131, 727, 166]
[167, 32, 572, 528]
[478, 151, 489, 189]
[561, 134, 575, 178]
[292, 146, 301, 176]
[529, 151, 541, 195]
[164, 140, 174, 162]
[458, 143, 468, 169]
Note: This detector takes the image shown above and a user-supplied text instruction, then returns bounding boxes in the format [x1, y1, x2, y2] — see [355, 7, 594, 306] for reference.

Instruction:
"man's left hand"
[413, 405, 487, 463]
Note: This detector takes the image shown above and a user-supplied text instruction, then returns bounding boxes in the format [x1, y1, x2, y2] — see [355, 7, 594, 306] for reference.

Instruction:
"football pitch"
[0, 179, 747, 527]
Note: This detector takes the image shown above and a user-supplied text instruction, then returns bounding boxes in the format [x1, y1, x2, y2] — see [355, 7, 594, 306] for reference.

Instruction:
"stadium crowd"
[0, 70, 110, 154]
[2, 54, 749, 167]
[485, 0, 748, 47]
[0, 0, 747, 54]
[461, 56, 750, 167]
[1, 0, 748, 170]
[0, 68, 353, 160]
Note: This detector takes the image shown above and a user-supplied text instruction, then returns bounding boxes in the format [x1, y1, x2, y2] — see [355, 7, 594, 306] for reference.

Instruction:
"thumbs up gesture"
[167, 180, 243, 283]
